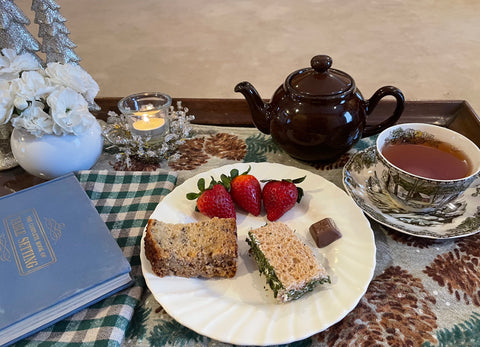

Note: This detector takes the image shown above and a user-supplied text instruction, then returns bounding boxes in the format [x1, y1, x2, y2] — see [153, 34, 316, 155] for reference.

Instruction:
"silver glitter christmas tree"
[0, 0, 42, 62]
[32, 0, 81, 64]
[31, 0, 100, 109]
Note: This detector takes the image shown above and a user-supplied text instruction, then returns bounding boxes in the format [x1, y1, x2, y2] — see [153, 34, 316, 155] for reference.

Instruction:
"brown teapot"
[234, 55, 405, 162]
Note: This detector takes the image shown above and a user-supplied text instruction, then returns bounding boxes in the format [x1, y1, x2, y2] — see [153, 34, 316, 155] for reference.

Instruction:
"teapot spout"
[234, 81, 271, 134]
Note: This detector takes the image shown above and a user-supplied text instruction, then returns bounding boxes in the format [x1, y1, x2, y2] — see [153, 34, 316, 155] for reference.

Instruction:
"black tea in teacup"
[375, 123, 480, 212]
[381, 141, 471, 180]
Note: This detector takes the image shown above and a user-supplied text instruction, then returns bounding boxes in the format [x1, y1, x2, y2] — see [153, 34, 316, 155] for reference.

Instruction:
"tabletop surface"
[5, 97, 480, 347]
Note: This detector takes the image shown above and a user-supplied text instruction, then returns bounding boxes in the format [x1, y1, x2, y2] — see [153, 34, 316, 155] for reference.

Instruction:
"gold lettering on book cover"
[3, 209, 57, 276]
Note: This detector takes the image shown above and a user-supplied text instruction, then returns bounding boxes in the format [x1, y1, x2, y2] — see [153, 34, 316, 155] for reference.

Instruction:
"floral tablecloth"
[58, 125, 480, 346]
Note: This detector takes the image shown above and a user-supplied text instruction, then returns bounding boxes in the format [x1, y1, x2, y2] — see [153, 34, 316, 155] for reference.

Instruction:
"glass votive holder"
[117, 92, 172, 141]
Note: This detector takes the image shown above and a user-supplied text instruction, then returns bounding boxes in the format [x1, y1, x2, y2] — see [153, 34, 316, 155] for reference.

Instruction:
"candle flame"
[132, 117, 165, 131]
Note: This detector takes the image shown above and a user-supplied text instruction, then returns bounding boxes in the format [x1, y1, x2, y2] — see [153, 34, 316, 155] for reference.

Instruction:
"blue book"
[0, 173, 132, 346]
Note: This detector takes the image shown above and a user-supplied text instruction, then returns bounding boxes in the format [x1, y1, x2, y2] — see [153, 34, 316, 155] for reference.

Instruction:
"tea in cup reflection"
[375, 123, 480, 212]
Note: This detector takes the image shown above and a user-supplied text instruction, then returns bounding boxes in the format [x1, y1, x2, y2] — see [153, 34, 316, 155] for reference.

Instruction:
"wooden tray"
[93, 98, 478, 140]
[0, 99, 478, 196]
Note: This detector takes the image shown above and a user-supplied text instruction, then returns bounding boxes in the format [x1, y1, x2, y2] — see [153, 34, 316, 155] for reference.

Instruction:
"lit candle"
[133, 117, 165, 132]
[118, 93, 172, 140]
[130, 110, 166, 138]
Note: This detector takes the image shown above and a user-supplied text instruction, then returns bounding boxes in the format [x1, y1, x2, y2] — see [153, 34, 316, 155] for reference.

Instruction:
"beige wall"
[14, 0, 480, 114]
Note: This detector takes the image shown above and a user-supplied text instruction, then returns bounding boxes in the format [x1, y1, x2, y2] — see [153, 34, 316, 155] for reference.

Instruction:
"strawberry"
[186, 177, 236, 219]
[261, 176, 306, 221]
[221, 166, 261, 216]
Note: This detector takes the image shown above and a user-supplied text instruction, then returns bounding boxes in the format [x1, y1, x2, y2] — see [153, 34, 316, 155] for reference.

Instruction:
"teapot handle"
[362, 86, 405, 138]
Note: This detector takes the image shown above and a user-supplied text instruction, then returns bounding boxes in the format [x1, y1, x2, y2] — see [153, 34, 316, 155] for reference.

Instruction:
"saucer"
[342, 146, 480, 239]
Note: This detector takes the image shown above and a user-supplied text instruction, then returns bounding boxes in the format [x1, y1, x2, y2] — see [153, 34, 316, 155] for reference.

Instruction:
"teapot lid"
[287, 55, 354, 97]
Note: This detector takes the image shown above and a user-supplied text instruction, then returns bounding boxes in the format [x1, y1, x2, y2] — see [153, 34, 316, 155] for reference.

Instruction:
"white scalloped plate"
[140, 162, 375, 345]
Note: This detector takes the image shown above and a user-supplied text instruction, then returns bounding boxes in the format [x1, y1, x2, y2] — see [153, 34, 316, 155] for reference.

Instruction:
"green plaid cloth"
[13, 169, 177, 347]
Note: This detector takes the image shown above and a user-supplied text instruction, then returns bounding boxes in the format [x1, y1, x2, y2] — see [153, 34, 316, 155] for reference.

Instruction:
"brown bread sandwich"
[246, 222, 330, 302]
[144, 217, 237, 278]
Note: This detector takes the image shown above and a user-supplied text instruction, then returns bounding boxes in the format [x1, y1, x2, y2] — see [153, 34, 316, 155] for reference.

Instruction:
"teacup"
[375, 123, 480, 212]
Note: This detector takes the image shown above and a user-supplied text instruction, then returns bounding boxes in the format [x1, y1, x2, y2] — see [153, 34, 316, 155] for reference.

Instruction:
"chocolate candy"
[309, 218, 342, 248]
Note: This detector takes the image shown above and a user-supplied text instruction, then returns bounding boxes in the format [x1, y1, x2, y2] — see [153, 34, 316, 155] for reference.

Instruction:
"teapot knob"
[311, 55, 332, 73]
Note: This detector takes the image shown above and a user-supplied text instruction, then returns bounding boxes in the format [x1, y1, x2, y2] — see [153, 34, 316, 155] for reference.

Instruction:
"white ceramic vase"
[10, 121, 103, 179]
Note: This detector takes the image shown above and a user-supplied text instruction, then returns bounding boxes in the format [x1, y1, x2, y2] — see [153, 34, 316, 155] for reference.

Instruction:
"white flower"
[10, 70, 53, 110]
[47, 87, 97, 136]
[0, 80, 14, 124]
[11, 101, 54, 137]
[0, 49, 40, 81]
[0, 50, 100, 137]
[45, 62, 99, 104]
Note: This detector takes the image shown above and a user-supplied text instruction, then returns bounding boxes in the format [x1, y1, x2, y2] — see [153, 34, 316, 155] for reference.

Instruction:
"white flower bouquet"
[0, 49, 99, 137]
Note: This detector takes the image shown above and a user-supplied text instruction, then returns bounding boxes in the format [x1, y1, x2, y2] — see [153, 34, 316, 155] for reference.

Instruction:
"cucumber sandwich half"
[246, 222, 330, 303]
